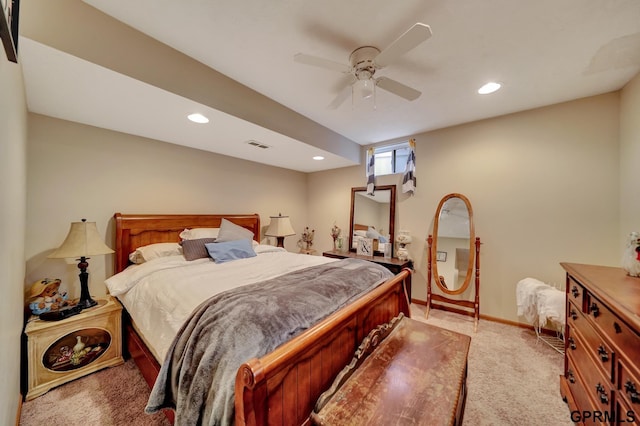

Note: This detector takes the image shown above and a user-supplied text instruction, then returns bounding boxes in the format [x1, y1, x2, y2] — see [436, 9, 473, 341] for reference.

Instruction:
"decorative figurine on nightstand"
[622, 231, 640, 277]
[396, 231, 412, 261]
[330, 223, 341, 251]
[27, 278, 75, 315]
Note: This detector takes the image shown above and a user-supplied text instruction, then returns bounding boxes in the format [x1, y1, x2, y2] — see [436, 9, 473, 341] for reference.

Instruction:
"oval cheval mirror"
[426, 193, 481, 331]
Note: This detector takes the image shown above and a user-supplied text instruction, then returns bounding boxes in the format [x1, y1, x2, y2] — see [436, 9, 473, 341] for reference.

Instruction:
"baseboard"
[410, 299, 561, 337]
[15, 393, 22, 426]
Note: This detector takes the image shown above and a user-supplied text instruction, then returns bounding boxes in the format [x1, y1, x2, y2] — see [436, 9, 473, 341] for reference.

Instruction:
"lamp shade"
[48, 220, 114, 259]
[265, 214, 295, 237]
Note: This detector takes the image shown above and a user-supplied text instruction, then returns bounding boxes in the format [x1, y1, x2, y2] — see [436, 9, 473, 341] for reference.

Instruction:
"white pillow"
[129, 242, 183, 264]
[354, 230, 367, 237]
[179, 227, 220, 240]
[215, 218, 255, 243]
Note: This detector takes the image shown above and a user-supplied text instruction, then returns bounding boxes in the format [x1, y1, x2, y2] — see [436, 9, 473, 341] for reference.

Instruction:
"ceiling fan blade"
[294, 53, 351, 73]
[375, 23, 432, 68]
[376, 77, 421, 101]
[328, 85, 352, 109]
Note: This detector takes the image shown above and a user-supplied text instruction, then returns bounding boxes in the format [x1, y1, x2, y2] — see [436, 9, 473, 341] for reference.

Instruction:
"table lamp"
[48, 219, 114, 309]
[265, 213, 295, 248]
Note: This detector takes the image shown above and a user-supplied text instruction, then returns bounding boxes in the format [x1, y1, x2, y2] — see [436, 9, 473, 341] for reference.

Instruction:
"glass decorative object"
[330, 224, 341, 251]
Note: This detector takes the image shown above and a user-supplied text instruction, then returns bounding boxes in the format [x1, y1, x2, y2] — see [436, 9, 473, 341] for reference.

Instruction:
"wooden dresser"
[560, 263, 640, 425]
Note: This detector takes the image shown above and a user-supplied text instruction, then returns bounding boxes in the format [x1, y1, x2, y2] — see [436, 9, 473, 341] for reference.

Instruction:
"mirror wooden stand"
[425, 193, 481, 331]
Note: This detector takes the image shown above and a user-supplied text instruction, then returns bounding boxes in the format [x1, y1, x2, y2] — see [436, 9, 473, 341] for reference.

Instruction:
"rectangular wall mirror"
[349, 185, 396, 256]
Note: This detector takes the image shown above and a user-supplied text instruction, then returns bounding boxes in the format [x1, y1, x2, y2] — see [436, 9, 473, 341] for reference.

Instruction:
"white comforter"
[105, 245, 335, 361]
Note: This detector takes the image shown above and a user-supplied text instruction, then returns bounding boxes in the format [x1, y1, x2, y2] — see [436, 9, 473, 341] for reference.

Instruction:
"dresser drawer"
[566, 356, 603, 425]
[618, 360, 640, 414]
[586, 293, 640, 358]
[569, 307, 615, 382]
[569, 329, 614, 413]
[568, 277, 586, 312]
[568, 298, 585, 325]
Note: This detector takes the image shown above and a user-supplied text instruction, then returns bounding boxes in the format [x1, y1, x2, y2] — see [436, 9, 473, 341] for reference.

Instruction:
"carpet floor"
[20, 305, 573, 425]
[411, 305, 573, 426]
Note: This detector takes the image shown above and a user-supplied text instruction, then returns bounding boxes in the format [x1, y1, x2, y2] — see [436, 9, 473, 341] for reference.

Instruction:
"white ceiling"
[19, 0, 640, 172]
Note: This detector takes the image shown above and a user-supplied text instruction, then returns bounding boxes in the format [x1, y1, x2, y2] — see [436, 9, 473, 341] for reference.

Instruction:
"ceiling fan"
[294, 23, 432, 109]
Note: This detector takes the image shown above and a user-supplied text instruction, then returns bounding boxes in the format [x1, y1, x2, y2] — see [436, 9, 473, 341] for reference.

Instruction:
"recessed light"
[313, 156, 325, 161]
[478, 82, 501, 95]
[187, 113, 209, 123]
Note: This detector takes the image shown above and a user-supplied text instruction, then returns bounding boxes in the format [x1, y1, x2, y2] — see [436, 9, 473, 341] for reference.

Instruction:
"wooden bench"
[310, 314, 471, 426]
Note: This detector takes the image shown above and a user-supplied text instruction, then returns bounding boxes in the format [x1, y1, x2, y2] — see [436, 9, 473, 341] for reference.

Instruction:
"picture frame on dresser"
[356, 237, 373, 256]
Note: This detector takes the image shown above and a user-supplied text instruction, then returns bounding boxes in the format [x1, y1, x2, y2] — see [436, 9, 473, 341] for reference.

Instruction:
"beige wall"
[26, 114, 309, 300]
[0, 58, 27, 421]
[309, 92, 622, 323]
[620, 72, 640, 246]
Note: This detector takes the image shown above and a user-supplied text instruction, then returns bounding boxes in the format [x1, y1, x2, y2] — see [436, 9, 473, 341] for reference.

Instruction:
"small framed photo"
[357, 238, 374, 256]
[436, 251, 447, 262]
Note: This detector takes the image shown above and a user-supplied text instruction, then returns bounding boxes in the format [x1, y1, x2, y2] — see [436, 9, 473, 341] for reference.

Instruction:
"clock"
[357, 238, 374, 256]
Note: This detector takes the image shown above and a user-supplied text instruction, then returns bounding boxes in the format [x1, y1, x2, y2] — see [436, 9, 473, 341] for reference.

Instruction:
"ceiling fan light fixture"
[478, 82, 502, 95]
[352, 78, 376, 110]
[357, 78, 375, 99]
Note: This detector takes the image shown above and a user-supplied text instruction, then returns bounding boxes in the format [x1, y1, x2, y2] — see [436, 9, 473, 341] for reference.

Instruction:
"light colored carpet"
[20, 306, 573, 425]
[20, 359, 170, 426]
[411, 305, 573, 426]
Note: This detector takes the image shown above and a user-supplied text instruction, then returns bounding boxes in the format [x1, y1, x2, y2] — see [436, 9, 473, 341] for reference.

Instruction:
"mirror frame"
[348, 185, 396, 256]
[431, 193, 475, 295]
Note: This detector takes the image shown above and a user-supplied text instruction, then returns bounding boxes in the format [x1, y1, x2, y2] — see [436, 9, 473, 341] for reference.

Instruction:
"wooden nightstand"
[322, 250, 413, 300]
[24, 296, 124, 400]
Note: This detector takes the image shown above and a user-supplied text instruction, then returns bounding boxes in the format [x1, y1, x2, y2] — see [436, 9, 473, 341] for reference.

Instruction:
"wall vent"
[246, 140, 271, 149]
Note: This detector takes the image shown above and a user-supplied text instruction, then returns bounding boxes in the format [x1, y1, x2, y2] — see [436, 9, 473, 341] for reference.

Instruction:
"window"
[371, 142, 411, 176]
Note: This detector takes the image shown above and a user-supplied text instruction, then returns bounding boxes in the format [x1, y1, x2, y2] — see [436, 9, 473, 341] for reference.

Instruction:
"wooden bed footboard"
[235, 269, 411, 426]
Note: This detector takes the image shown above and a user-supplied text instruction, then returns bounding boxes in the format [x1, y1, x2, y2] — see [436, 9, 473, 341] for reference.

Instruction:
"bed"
[109, 213, 411, 425]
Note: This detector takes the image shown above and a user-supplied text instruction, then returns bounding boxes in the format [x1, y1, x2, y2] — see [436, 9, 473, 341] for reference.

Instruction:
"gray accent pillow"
[215, 218, 254, 243]
[180, 238, 217, 261]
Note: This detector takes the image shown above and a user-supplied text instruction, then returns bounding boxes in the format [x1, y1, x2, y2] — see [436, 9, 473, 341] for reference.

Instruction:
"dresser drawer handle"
[589, 302, 600, 318]
[567, 369, 576, 384]
[570, 309, 579, 320]
[571, 286, 579, 298]
[597, 345, 609, 362]
[613, 322, 622, 334]
[568, 337, 576, 350]
[596, 383, 609, 404]
[625, 381, 640, 404]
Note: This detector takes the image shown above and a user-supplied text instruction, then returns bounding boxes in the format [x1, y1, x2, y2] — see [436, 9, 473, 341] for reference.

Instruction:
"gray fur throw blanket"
[145, 258, 393, 425]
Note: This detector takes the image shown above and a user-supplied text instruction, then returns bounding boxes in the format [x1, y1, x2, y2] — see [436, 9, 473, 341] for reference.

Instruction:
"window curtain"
[366, 148, 375, 195]
[401, 139, 416, 195]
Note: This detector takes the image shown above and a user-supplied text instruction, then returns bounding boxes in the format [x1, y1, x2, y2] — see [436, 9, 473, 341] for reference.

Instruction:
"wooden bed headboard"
[113, 213, 260, 274]
[354, 223, 368, 232]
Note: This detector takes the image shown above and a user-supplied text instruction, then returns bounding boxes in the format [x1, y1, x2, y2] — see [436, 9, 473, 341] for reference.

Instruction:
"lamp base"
[76, 297, 97, 310]
[275, 237, 285, 248]
[78, 258, 98, 310]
